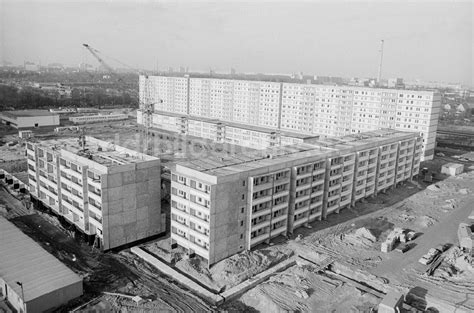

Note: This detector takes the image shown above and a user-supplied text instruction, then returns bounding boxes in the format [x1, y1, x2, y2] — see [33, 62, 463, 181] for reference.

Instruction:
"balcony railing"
[250, 232, 270, 246]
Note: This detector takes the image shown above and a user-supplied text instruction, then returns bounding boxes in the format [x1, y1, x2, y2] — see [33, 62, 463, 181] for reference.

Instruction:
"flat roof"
[442, 162, 464, 169]
[176, 129, 417, 177]
[0, 216, 82, 302]
[32, 136, 157, 167]
[0, 110, 58, 118]
[152, 110, 315, 139]
[141, 74, 439, 93]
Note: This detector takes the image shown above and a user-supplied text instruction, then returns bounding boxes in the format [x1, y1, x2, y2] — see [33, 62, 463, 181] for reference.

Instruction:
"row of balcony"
[250, 223, 287, 247]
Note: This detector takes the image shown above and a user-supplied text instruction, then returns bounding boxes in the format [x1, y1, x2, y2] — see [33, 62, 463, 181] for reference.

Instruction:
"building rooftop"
[0, 110, 58, 118]
[0, 216, 82, 302]
[152, 110, 316, 139]
[32, 136, 157, 167]
[442, 163, 464, 169]
[176, 129, 417, 177]
[141, 74, 439, 94]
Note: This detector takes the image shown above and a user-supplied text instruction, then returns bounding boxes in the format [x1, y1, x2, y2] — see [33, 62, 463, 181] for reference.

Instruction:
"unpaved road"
[10, 213, 216, 312]
[0, 185, 31, 218]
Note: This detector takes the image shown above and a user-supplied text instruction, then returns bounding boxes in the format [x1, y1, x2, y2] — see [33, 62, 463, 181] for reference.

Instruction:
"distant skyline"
[1, 0, 472, 86]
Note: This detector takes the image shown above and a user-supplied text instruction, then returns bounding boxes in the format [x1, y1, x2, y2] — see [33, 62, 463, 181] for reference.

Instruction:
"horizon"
[1, 1, 472, 86]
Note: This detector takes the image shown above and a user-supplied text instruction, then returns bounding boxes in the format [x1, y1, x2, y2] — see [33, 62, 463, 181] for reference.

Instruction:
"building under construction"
[26, 136, 165, 250]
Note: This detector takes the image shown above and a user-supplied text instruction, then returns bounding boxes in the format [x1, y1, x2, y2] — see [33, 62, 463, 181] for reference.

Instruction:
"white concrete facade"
[146, 111, 313, 149]
[139, 75, 189, 114]
[26, 137, 164, 250]
[170, 129, 422, 266]
[69, 114, 128, 124]
[138, 75, 440, 160]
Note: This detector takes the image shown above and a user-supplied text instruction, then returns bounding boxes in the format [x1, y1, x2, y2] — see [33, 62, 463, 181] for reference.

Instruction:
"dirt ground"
[234, 263, 380, 313]
[7, 212, 217, 312]
[144, 237, 294, 293]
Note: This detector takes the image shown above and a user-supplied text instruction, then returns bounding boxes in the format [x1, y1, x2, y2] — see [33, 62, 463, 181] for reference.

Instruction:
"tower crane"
[140, 76, 162, 155]
[82, 43, 160, 154]
[377, 39, 384, 85]
[82, 43, 120, 79]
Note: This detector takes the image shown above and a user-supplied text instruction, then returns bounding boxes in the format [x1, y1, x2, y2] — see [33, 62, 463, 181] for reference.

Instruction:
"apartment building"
[139, 75, 189, 114]
[26, 136, 164, 250]
[138, 75, 440, 160]
[141, 110, 316, 149]
[169, 129, 422, 266]
[187, 118, 224, 143]
[69, 113, 128, 124]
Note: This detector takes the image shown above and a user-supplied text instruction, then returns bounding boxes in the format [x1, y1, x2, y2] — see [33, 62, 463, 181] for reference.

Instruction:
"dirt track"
[9, 213, 217, 312]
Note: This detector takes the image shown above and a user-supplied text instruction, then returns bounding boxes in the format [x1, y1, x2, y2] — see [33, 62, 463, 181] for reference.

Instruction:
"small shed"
[441, 163, 464, 176]
[0, 216, 83, 313]
[18, 130, 33, 139]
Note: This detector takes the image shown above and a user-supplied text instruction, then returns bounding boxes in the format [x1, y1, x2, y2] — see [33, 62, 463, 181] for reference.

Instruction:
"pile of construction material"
[381, 228, 415, 253]
[343, 227, 377, 248]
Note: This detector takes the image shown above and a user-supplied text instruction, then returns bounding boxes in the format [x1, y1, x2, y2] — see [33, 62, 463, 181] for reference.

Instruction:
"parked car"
[435, 243, 450, 253]
[418, 248, 440, 265]
[395, 243, 412, 253]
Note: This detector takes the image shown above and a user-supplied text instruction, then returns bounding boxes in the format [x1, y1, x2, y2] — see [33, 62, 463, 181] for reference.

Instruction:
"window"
[241, 207, 244, 213]
[240, 234, 243, 239]
[240, 220, 244, 226]
[242, 180, 246, 186]
[242, 194, 245, 200]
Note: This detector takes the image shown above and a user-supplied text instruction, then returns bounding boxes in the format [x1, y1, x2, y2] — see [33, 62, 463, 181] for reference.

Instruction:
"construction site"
[0, 6, 472, 308]
[1, 115, 474, 312]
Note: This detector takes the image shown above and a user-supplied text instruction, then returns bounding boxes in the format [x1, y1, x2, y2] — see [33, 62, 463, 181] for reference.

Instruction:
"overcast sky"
[1, 0, 472, 85]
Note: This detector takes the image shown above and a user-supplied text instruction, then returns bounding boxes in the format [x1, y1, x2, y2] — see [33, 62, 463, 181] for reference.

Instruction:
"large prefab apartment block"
[138, 75, 440, 160]
[26, 136, 164, 250]
[169, 129, 422, 266]
[136, 110, 318, 149]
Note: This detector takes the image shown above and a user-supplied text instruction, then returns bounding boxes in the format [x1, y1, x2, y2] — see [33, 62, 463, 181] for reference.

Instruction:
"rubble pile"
[343, 227, 377, 248]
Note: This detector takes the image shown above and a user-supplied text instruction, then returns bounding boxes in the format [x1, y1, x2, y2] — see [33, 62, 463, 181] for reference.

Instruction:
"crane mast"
[140, 76, 161, 155]
[377, 39, 384, 84]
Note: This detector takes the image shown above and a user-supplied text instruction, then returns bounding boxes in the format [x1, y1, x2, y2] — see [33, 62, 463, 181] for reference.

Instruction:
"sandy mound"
[174, 246, 294, 291]
[416, 215, 437, 228]
[343, 227, 377, 248]
[210, 247, 294, 289]
[241, 264, 379, 312]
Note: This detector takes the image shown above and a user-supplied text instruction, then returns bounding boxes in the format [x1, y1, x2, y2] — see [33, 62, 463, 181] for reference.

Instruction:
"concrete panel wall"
[26, 280, 83, 313]
[0, 277, 24, 313]
[209, 174, 248, 264]
[18, 115, 60, 128]
[102, 162, 162, 250]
